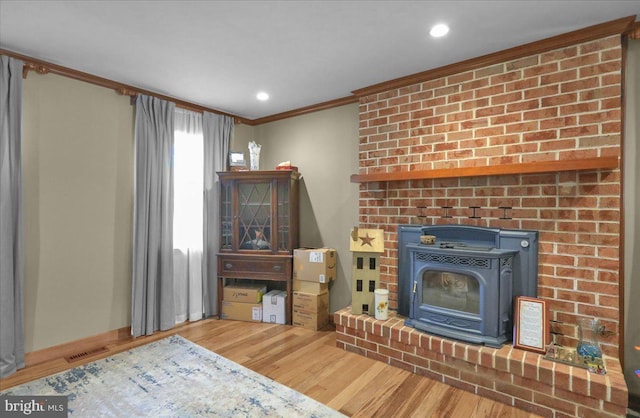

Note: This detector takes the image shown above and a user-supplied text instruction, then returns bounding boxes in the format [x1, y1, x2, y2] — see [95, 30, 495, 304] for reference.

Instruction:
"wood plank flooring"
[0, 318, 542, 417]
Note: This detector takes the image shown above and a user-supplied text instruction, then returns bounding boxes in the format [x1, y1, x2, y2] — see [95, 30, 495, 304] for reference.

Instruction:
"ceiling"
[1, 1, 639, 121]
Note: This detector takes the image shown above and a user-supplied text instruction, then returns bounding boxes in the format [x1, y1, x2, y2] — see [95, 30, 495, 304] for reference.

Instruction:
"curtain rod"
[0, 49, 249, 125]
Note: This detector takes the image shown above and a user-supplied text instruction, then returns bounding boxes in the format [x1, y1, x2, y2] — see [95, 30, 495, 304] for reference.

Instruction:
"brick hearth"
[335, 308, 628, 418]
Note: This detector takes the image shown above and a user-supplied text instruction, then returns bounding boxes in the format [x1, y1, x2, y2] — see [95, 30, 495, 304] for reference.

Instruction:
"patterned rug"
[2, 335, 345, 417]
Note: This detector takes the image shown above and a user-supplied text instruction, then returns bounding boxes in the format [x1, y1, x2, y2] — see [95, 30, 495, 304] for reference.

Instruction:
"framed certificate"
[514, 296, 550, 353]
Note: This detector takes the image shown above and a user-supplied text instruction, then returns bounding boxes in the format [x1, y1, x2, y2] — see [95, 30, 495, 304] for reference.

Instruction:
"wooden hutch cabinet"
[216, 170, 300, 324]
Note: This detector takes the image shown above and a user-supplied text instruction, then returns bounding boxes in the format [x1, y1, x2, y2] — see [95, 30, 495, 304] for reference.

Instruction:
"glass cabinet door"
[277, 181, 290, 252]
[219, 171, 298, 254]
[238, 180, 272, 251]
[220, 181, 233, 250]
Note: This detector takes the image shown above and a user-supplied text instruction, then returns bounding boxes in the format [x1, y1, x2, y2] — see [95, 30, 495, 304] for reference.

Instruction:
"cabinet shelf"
[350, 157, 619, 183]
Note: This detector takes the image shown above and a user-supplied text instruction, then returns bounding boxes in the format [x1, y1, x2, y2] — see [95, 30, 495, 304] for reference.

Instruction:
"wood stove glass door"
[422, 271, 480, 314]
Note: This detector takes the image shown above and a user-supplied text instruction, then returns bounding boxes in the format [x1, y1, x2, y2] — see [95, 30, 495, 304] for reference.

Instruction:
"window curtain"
[0, 55, 25, 378]
[131, 95, 176, 337]
[173, 108, 204, 322]
[202, 112, 233, 317]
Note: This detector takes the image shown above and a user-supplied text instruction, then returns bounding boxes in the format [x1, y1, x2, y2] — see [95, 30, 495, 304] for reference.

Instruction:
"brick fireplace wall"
[355, 33, 624, 357]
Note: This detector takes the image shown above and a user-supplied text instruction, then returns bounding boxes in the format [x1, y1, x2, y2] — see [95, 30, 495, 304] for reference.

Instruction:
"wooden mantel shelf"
[350, 156, 619, 183]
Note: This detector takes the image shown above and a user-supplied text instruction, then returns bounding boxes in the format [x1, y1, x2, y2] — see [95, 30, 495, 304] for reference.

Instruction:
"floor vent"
[64, 346, 109, 363]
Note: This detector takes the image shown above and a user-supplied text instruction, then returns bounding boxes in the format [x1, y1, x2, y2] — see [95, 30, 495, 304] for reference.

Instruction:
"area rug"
[2, 335, 345, 417]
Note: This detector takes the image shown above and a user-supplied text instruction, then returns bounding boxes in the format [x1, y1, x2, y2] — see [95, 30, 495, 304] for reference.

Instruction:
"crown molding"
[247, 95, 358, 126]
[627, 21, 640, 39]
[0, 48, 250, 125]
[352, 15, 636, 98]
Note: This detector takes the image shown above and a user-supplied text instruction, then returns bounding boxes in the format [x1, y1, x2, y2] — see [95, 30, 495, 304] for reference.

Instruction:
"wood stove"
[399, 225, 538, 347]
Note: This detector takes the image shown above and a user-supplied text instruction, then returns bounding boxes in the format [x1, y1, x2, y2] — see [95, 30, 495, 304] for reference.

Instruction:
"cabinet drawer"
[218, 255, 291, 280]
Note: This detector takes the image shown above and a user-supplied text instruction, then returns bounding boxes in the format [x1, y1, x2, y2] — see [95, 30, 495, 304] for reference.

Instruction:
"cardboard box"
[292, 309, 329, 330]
[293, 248, 337, 283]
[293, 279, 329, 294]
[262, 290, 287, 324]
[221, 301, 263, 322]
[223, 283, 267, 304]
[293, 291, 328, 313]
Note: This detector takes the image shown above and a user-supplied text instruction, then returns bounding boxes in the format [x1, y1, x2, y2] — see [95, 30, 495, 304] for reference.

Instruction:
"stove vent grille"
[415, 252, 490, 269]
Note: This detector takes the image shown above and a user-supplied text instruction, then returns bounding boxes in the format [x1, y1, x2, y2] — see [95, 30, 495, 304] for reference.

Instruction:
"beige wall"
[231, 104, 360, 312]
[22, 73, 134, 351]
[20, 73, 358, 353]
[624, 39, 640, 399]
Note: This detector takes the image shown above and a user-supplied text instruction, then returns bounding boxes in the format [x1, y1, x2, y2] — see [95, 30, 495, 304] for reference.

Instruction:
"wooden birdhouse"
[349, 227, 384, 315]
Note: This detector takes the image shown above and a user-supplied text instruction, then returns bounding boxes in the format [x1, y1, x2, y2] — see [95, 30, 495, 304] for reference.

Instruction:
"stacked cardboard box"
[262, 290, 287, 324]
[292, 248, 336, 330]
[221, 283, 266, 322]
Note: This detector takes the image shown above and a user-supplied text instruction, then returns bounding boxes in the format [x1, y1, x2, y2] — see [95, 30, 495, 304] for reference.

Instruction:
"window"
[369, 257, 376, 270]
[173, 123, 203, 251]
[357, 257, 363, 269]
[369, 280, 376, 292]
[362, 304, 369, 314]
[356, 279, 363, 292]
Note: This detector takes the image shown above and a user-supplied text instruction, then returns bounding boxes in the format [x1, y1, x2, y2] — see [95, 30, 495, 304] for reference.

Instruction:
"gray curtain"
[131, 95, 176, 337]
[0, 55, 25, 378]
[202, 112, 233, 317]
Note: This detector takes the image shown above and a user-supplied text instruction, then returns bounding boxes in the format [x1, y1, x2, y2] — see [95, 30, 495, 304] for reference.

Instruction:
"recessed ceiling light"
[256, 92, 269, 101]
[429, 23, 449, 38]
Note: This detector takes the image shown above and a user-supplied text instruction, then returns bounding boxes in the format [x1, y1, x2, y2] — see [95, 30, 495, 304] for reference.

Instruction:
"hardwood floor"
[1, 318, 542, 417]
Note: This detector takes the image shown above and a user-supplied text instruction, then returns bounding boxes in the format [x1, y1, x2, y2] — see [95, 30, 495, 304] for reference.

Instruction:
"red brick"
[442, 375, 477, 393]
[505, 77, 540, 92]
[524, 62, 559, 77]
[447, 71, 474, 85]
[533, 392, 578, 415]
[403, 352, 429, 368]
[389, 357, 414, 372]
[505, 100, 539, 113]
[523, 130, 557, 142]
[540, 116, 576, 129]
[459, 370, 494, 389]
[541, 46, 577, 63]
[580, 86, 620, 101]
[523, 107, 558, 120]
[512, 399, 554, 418]
[579, 61, 621, 77]
[475, 63, 505, 78]
[559, 53, 600, 70]
[540, 69, 577, 85]
[506, 55, 539, 70]
[561, 77, 600, 94]
[491, 91, 523, 105]
[476, 85, 505, 99]
[495, 380, 534, 401]
[475, 105, 505, 117]
[525, 85, 559, 99]
[430, 360, 461, 379]
[560, 101, 599, 115]
[460, 78, 489, 92]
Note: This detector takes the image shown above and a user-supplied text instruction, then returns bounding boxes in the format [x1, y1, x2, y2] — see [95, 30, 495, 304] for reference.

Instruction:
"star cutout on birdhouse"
[359, 233, 375, 247]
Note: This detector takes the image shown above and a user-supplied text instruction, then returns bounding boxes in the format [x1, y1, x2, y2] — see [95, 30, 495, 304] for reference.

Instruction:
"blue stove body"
[398, 225, 538, 347]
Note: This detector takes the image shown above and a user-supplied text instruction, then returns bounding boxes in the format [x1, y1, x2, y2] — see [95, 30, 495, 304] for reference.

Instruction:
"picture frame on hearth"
[513, 296, 550, 354]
